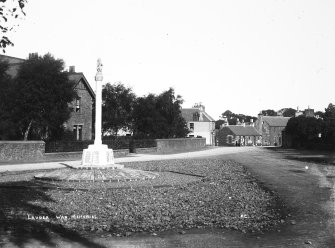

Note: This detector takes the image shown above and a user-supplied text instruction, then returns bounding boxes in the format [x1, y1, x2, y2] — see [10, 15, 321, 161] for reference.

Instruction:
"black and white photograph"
[0, 0, 334, 247]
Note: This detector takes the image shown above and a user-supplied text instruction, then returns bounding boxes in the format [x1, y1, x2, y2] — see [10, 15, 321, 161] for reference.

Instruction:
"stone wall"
[0, 141, 45, 161]
[45, 149, 129, 161]
[156, 138, 206, 153]
[133, 147, 158, 154]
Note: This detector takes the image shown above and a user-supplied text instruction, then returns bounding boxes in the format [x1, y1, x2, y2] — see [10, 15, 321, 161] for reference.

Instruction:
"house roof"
[223, 125, 262, 136]
[68, 72, 95, 99]
[263, 116, 290, 127]
[181, 108, 215, 122]
[0, 54, 25, 64]
[0, 54, 26, 78]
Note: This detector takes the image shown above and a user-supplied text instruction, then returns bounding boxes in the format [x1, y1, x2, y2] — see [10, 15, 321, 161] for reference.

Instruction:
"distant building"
[295, 107, 315, 118]
[303, 107, 314, 117]
[181, 103, 215, 145]
[217, 125, 262, 146]
[0, 54, 95, 140]
[254, 113, 291, 146]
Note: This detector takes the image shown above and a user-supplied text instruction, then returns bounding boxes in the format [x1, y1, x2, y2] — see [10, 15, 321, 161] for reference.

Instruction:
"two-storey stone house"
[254, 113, 290, 146]
[67, 67, 95, 140]
[181, 103, 215, 145]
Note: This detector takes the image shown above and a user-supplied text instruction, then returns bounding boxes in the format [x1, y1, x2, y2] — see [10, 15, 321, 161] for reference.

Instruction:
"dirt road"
[224, 148, 335, 247]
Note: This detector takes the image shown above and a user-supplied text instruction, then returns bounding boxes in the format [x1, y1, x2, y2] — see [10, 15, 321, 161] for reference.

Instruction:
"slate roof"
[0, 54, 26, 78]
[0, 54, 25, 64]
[224, 126, 262, 136]
[181, 108, 215, 122]
[263, 116, 290, 127]
[68, 72, 95, 99]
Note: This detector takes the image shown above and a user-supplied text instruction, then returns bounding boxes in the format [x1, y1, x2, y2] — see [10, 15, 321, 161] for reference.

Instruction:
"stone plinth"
[77, 144, 124, 169]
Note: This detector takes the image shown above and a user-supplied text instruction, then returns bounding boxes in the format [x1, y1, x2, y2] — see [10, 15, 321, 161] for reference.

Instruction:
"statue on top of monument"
[97, 58, 103, 73]
[95, 58, 103, 81]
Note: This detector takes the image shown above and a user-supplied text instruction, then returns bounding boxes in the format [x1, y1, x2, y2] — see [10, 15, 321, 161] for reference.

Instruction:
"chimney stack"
[69, 66, 75, 73]
[257, 112, 263, 133]
[28, 53, 38, 59]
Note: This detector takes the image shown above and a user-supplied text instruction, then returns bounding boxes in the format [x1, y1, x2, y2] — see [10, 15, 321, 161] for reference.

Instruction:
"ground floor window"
[227, 135, 233, 144]
[73, 125, 83, 140]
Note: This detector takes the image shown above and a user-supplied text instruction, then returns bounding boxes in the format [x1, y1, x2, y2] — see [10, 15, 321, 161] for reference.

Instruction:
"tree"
[0, 0, 27, 52]
[282, 108, 296, 117]
[323, 103, 335, 144]
[220, 110, 256, 125]
[13, 53, 77, 140]
[261, 109, 277, 116]
[222, 110, 233, 117]
[215, 119, 225, 129]
[285, 116, 323, 147]
[0, 59, 18, 139]
[102, 82, 136, 135]
[132, 88, 189, 138]
[324, 103, 335, 120]
[315, 111, 324, 119]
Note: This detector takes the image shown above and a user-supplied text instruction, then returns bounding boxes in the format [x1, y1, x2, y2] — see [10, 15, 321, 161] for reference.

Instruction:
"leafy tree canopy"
[0, 59, 17, 139]
[219, 110, 256, 126]
[102, 82, 136, 135]
[285, 103, 335, 147]
[315, 111, 325, 119]
[215, 119, 225, 129]
[12, 53, 77, 140]
[323, 103, 335, 144]
[324, 103, 335, 120]
[0, 0, 27, 52]
[285, 116, 323, 143]
[132, 88, 189, 138]
[261, 109, 277, 116]
[280, 108, 296, 117]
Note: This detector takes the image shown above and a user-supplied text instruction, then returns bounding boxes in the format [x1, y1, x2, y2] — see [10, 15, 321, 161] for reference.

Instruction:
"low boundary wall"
[44, 149, 129, 161]
[156, 138, 206, 153]
[132, 147, 157, 154]
[0, 141, 45, 161]
[0, 138, 206, 162]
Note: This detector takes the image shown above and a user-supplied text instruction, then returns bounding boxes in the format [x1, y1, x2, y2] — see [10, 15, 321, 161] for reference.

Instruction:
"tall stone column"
[94, 59, 103, 145]
[79, 59, 123, 169]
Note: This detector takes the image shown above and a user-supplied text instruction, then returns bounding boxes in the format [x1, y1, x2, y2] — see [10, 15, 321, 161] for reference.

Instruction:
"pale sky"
[4, 0, 335, 119]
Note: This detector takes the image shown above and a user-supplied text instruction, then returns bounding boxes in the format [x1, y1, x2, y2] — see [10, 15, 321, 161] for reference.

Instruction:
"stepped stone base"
[78, 144, 124, 169]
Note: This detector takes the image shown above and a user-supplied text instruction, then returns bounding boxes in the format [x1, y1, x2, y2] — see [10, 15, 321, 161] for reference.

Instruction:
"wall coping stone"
[0, 141, 45, 144]
[155, 138, 205, 141]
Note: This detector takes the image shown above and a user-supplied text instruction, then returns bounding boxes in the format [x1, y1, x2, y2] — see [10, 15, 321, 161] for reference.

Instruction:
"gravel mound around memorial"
[34, 167, 159, 182]
[0, 158, 283, 237]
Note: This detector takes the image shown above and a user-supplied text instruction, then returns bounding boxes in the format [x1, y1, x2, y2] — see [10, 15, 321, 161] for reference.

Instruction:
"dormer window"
[193, 112, 200, 121]
[75, 97, 81, 112]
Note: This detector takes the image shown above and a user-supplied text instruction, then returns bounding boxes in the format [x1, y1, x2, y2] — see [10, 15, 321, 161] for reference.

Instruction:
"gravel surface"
[0, 158, 283, 237]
